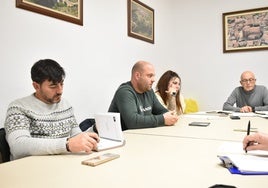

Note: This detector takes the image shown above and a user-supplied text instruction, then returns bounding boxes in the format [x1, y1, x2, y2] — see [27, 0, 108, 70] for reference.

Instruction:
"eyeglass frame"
[240, 78, 256, 83]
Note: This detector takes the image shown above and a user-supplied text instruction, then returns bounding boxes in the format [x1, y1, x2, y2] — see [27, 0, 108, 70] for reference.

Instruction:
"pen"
[247, 120, 250, 136]
[245, 120, 251, 153]
[233, 128, 257, 132]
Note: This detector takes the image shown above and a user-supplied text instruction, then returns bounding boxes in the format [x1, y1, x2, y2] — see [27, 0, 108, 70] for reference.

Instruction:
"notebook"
[94, 112, 125, 151]
[217, 142, 268, 175]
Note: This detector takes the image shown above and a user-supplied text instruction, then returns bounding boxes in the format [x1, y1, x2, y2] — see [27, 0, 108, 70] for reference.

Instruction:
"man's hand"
[240, 106, 252, 113]
[243, 133, 268, 151]
[68, 132, 99, 153]
[163, 111, 179, 126]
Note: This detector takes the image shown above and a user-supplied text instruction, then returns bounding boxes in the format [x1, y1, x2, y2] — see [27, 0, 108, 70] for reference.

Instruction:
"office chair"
[79, 118, 96, 132]
[0, 128, 10, 163]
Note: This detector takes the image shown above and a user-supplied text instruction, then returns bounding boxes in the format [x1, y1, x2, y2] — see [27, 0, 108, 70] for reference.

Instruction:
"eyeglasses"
[241, 78, 256, 83]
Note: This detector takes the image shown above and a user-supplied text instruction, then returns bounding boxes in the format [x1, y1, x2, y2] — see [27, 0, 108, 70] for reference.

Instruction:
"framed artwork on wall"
[223, 7, 268, 53]
[16, 0, 83, 26]
[127, 0, 154, 44]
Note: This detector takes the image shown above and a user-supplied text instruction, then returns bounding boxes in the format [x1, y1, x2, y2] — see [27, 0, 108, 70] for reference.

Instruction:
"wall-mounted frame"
[16, 0, 83, 26]
[223, 7, 268, 53]
[127, 0, 154, 44]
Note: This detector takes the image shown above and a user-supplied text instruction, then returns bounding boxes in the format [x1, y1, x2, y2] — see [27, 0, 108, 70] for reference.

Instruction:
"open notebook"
[217, 142, 268, 175]
[94, 112, 125, 151]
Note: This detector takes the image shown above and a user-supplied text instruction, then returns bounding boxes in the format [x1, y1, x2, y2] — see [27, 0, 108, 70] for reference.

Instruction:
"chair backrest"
[0, 128, 10, 163]
[79, 118, 95, 132]
[184, 98, 199, 114]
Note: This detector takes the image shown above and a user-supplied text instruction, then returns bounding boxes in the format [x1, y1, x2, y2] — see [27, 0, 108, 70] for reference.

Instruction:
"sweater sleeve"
[6, 130, 67, 160]
[151, 91, 169, 115]
[180, 94, 186, 113]
[155, 92, 167, 108]
[255, 86, 268, 111]
[223, 88, 240, 112]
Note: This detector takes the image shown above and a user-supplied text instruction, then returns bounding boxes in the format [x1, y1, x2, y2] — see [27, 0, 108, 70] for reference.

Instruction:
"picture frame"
[222, 7, 268, 53]
[16, 0, 83, 26]
[127, 0, 154, 44]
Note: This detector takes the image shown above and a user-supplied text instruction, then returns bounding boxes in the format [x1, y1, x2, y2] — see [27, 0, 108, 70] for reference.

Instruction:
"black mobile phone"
[230, 115, 240, 120]
[209, 184, 236, 188]
[188, 122, 210, 127]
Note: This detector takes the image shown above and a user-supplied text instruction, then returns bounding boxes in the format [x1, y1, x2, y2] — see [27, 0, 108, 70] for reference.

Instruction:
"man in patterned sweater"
[4, 59, 99, 160]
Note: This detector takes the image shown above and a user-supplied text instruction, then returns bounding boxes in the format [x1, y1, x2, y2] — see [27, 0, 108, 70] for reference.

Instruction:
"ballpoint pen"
[233, 127, 257, 132]
[245, 120, 251, 153]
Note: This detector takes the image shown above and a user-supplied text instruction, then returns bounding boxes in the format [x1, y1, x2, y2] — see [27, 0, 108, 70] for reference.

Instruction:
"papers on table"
[97, 138, 125, 151]
[231, 111, 268, 118]
[183, 111, 228, 120]
[185, 111, 268, 119]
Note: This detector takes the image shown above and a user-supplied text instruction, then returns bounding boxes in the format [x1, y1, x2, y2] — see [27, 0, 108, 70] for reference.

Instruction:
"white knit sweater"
[4, 94, 81, 160]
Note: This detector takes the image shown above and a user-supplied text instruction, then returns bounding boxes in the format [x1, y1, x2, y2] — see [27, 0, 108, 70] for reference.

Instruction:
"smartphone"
[209, 184, 236, 188]
[230, 115, 240, 120]
[188, 122, 210, 127]
[81, 153, 120, 167]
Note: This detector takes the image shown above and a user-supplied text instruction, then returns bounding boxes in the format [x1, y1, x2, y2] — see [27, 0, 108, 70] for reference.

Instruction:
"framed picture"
[127, 0, 154, 44]
[16, 0, 83, 26]
[223, 7, 268, 53]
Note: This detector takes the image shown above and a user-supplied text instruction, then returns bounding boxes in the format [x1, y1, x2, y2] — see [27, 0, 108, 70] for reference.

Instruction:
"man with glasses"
[223, 71, 268, 112]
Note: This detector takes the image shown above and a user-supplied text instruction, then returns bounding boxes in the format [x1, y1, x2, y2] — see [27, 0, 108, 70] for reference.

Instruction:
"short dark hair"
[31, 59, 65, 84]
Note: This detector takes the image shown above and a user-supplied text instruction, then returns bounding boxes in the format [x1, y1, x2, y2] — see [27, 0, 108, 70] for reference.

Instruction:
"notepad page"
[231, 112, 257, 117]
[97, 138, 124, 151]
[217, 142, 268, 156]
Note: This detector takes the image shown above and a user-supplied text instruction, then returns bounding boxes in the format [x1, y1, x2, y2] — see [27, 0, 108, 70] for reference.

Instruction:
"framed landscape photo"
[127, 0, 154, 44]
[16, 0, 83, 26]
[223, 7, 268, 53]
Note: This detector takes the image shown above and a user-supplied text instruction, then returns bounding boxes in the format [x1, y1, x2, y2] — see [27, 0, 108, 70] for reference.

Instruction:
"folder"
[217, 142, 268, 175]
[218, 155, 268, 175]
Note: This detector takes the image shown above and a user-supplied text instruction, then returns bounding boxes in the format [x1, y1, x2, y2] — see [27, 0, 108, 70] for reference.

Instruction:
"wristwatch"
[66, 138, 70, 152]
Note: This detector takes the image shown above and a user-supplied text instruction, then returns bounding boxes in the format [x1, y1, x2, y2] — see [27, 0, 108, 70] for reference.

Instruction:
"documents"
[231, 111, 268, 118]
[217, 142, 268, 175]
[183, 111, 225, 120]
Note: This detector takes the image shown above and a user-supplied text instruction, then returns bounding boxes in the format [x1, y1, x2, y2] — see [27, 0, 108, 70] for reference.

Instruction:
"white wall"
[172, 0, 268, 111]
[0, 0, 268, 127]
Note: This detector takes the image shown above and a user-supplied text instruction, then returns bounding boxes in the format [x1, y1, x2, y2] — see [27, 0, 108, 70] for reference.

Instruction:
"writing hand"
[68, 132, 99, 153]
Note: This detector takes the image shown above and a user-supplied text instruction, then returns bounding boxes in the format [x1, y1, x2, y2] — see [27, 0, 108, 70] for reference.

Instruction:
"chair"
[79, 118, 96, 132]
[184, 98, 199, 114]
[0, 128, 10, 163]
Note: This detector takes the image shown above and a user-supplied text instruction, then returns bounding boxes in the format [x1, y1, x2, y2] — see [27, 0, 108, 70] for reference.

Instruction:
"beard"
[44, 94, 62, 104]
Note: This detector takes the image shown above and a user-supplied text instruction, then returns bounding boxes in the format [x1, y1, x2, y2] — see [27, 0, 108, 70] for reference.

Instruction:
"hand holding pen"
[243, 131, 268, 152]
